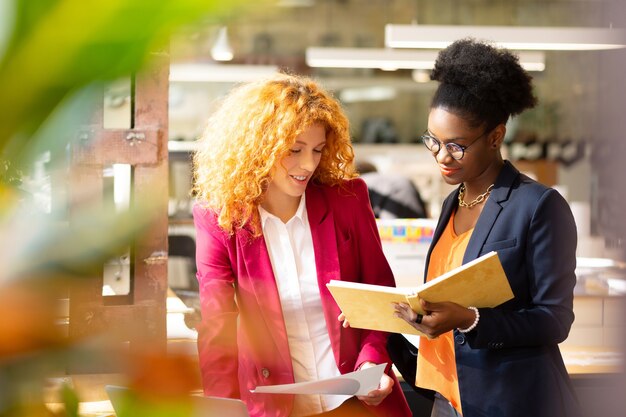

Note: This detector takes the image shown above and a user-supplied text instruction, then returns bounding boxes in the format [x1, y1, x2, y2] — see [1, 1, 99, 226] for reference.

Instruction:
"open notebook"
[105, 385, 250, 417]
[327, 251, 514, 336]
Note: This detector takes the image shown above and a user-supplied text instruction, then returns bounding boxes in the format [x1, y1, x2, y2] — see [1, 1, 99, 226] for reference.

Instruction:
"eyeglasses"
[421, 130, 489, 161]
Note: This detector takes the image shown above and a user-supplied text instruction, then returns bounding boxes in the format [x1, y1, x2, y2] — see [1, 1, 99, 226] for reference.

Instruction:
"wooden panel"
[68, 52, 169, 370]
[132, 163, 169, 345]
[72, 128, 161, 166]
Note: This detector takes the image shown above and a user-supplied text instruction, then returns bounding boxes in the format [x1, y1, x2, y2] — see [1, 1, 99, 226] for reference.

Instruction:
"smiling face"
[261, 123, 326, 218]
[427, 107, 504, 187]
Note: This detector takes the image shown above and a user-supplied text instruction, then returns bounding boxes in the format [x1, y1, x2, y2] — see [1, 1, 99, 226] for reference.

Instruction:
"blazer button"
[454, 334, 466, 345]
[261, 368, 270, 379]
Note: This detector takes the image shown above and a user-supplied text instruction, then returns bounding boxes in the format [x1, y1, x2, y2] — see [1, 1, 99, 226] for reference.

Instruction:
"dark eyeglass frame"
[421, 129, 489, 161]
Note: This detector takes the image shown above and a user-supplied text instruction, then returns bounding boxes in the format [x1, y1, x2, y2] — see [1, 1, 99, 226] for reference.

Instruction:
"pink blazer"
[193, 178, 412, 417]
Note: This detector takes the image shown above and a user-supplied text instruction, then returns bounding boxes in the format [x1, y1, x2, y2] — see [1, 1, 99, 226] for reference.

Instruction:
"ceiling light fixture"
[339, 86, 397, 103]
[170, 63, 279, 83]
[211, 26, 234, 61]
[306, 47, 545, 71]
[276, 0, 315, 6]
[385, 24, 626, 51]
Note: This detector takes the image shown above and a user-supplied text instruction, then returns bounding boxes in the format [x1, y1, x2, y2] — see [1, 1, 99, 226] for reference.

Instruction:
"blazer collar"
[427, 161, 520, 271]
[305, 183, 344, 354]
[464, 160, 519, 261]
[487, 160, 519, 204]
[305, 182, 330, 226]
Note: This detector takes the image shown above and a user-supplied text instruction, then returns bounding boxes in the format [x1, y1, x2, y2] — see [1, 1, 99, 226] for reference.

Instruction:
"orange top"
[416, 211, 473, 414]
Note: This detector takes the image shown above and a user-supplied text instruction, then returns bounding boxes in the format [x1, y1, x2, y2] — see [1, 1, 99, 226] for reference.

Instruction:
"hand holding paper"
[355, 362, 394, 406]
[251, 363, 386, 396]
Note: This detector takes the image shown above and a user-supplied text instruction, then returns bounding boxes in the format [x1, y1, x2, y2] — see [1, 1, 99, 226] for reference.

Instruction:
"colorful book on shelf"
[326, 251, 514, 336]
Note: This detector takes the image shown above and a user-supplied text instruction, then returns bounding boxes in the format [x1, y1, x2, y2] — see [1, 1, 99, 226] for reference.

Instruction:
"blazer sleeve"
[192, 205, 240, 398]
[467, 188, 577, 348]
[349, 179, 397, 368]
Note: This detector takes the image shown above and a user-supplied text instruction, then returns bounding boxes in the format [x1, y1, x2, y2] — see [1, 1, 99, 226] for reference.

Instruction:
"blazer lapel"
[306, 185, 344, 358]
[236, 227, 292, 369]
[426, 161, 520, 269]
[464, 161, 518, 262]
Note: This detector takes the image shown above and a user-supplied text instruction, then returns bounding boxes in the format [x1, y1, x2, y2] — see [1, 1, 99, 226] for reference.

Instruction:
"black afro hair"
[430, 38, 537, 129]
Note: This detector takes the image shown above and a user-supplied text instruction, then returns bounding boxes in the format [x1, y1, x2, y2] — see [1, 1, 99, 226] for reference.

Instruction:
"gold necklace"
[458, 183, 494, 208]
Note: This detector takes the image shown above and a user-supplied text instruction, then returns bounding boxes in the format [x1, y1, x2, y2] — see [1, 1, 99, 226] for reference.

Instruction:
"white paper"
[251, 363, 386, 396]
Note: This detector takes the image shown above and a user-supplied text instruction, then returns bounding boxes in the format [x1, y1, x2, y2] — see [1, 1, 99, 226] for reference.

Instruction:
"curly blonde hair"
[193, 73, 356, 236]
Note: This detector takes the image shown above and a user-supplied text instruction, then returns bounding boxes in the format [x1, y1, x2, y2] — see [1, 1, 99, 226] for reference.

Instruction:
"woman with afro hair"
[192, 74, 412, 417]
[392, 39, 583, 417]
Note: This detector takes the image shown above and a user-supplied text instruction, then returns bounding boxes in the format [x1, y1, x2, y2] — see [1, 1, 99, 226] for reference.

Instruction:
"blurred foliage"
[59, 384, 78, 417]
[0, 0, 253, 162]
[0, 0, 264, 416]
[0, 159, 22, 187]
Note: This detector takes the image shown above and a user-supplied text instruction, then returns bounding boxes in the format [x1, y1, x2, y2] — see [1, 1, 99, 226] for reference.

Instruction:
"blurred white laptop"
[105, 385, 250, 417]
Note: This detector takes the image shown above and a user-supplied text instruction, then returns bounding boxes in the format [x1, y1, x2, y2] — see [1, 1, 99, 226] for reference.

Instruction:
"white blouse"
[259, 195, 350, 416]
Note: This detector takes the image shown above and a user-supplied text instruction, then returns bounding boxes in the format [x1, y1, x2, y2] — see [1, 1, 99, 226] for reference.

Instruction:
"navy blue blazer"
[425, 161, 583, 417]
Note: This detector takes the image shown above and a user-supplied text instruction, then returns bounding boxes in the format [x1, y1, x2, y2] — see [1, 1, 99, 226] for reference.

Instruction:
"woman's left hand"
[393, 299, 475, 339]
[356, 362, 394, 406]
[337, 312, 351, 328]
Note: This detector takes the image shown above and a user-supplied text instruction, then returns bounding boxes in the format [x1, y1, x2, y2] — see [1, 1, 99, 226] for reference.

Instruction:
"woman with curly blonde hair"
[192, 74, 411, 417]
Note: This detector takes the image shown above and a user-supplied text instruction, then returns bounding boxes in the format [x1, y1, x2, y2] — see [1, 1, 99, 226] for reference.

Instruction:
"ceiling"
[172, 0, 615, 66]
[164, 0, 621, 143]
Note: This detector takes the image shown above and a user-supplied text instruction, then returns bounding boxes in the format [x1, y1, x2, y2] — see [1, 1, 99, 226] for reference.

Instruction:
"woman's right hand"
[337, 312, 351, 328]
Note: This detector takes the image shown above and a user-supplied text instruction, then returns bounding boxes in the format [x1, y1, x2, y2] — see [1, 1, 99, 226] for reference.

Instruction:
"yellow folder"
[326, 251, 514, 336]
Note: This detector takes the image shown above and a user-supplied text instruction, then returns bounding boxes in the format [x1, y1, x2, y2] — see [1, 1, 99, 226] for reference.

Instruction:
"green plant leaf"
[0, 0, 260, 160]
[61, 382, 79, 417]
